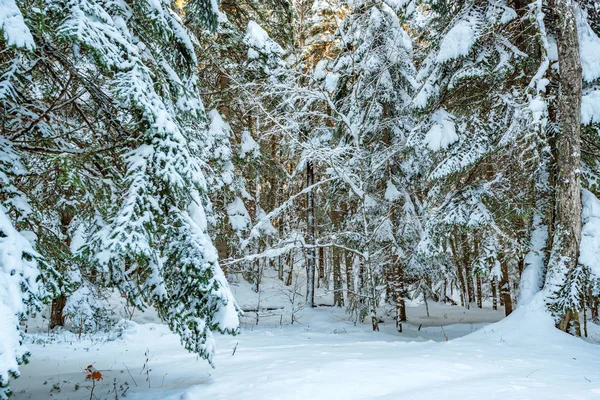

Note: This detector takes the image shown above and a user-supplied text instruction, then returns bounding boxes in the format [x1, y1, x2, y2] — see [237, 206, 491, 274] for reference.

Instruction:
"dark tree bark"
[50, 209, 75, 329]
[463, 236, 474, 307]
[345, 249, 354, 303]
[393, 259, 407, 324]
[330, 209, 344, 307]
[476, 275, 483, 309]
[49, 295, 67, 329]
[318, 246, 325, 288]
[306, 160, 316, 308]
[332, 246, 344, 307]
[491, 278, 498, 310]
[500, 260, 513, 316]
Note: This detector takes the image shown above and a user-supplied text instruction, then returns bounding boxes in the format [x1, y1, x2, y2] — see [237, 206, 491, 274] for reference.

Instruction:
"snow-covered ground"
[11, 298, 600, 400]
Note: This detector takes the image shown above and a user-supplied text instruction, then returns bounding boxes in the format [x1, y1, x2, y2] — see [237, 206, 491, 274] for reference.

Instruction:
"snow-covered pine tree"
[303, 0, 418, 320]
[56, 0, 240, 361]
[407, 0, 547, 311]
[1, 0, 240, 369]
[0, 207, 44, 400]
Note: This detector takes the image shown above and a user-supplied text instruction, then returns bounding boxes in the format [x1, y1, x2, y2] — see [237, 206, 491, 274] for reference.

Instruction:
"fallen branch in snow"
[241, 306, 284, 313]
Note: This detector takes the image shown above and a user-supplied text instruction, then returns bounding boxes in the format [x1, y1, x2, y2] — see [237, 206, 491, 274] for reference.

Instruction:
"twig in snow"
[527, 369, 540, 378]
[440, 326, 449, 341]
[122, 363, 137, 387]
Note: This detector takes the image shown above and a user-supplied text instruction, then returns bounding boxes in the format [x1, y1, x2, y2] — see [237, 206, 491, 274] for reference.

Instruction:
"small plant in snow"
[84, 365, 103, 400]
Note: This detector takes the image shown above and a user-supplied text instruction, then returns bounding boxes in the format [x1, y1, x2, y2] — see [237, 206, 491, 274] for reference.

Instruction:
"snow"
[207, 110, 233, 161]
[499, 6, 517, 24]
[0, 0, 35, 49]
[0, 207, 41, 397]
[384, 180, 402, 201]
[581, 90, 600, 125]
[63, 284, 107, 333]
[536, 78, 550, 93]
[227, 197, 251, 232]
[575, 4, 600, 83]
[520, 213, 548, 305]
[245, 21, 283, 59]
[240, 130, 260, 158]
[423, 109, 458, 151]
[436, 17, 480, 64]
[412, 80, 438, 109]
[324, 72, 339, 93]
[529, 95, 547, 123]
[383, 0, 411, 12]
[579, 189, 600, 277]
[11, 297, 600, 400]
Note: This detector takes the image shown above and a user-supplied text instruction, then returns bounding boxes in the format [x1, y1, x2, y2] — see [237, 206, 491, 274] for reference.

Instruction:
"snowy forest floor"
[9, 271, 600, 400]
[12, 296, 600, 400]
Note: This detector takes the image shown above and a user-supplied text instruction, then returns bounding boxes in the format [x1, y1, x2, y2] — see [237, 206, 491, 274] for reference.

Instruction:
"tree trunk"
[392, 258, 407, 323]
[284, 252, 293, 286]
[476, 275, 483, 309]
[50, 209, 74, 330]
[306, 160, 316, 308]
[551, 0, 583, 331]
[49, 295, 67, 329]
[318, 246, 325, 288]
[500, 260, 513, 316]
[359, 261, 366, 316]
[450, 236, 466, 307]
[491, 278, 498, 310]
[332, 246, 344, 307]
[463, 237, 474, 307]
[345, 250, 354, 303]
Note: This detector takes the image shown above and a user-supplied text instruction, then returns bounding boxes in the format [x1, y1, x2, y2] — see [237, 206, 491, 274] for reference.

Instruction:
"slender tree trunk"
[393, 259, 407, 323]
[500, 260, 513, 316]
[382, 107, 405, 322]
[253, 176, 262, 293]
[457, 266, 466, 307]
[332, 246, 344, 307]
[345, 250, 354, 303]
[548, 0, 582, 332]
[359, 261, 366, 319]
[306, 160, 316, 308]
[491, 278, 498, 310]
[278, 256, 284, 281]
[450, 236, 466, 307]
[50, 209, 74, 329]
[329, 208, 343, 306]
[318, 246, 325, 288]
[476, 275, 483, 309]
[463, 236, 474, 307]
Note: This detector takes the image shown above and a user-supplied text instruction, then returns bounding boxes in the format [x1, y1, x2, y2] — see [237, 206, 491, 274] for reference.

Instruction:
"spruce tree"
[0, 0, 240, 393]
